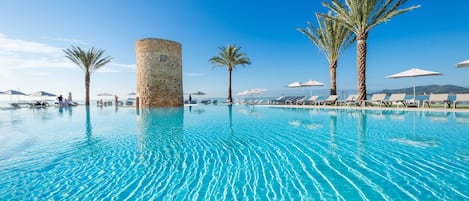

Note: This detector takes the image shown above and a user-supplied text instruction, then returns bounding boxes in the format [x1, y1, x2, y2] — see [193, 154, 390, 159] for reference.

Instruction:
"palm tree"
[64, 46, 112, 106]
[209, 44, 251, 104]
[321, 0, 419, 101]
[298, 13, 354, 95]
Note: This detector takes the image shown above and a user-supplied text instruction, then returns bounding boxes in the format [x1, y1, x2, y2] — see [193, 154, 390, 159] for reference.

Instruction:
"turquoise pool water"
[0, 105, 468, 200]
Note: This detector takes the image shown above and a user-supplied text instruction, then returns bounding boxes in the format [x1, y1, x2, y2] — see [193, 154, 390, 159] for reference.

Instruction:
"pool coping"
[255, 104, 469, 113]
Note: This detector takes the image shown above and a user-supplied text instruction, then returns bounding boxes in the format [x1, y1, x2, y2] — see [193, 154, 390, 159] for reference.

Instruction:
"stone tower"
[136, 38, 183, 107]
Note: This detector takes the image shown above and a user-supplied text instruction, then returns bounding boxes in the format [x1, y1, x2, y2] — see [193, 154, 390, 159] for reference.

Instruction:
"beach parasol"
[97, 93, 113, 97]
[301, 80, 325, 96]
[236, 90, 251, 96]
[287, 81, 302, 88]
[128, 92, 136, 96]
[97, 93, 114, 103]
[386, 68, 442, 100]
[29, 91, 57, 101]
[249, 88, 267, 94]
[457, 60, 469, 68]
[3, 89, 27, 102]
[191, 91, 206, 96]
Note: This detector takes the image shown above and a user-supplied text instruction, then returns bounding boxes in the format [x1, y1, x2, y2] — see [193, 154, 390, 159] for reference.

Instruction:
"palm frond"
[298, 13, 354, 63]
[209, 44, 251, 70]
[63, 46, 112, 73]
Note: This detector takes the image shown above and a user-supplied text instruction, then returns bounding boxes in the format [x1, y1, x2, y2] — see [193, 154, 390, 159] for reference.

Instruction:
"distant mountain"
[374, 85, 469, 95]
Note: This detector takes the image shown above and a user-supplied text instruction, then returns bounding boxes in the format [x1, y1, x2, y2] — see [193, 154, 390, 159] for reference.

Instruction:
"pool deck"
[257, 104, 469, 113]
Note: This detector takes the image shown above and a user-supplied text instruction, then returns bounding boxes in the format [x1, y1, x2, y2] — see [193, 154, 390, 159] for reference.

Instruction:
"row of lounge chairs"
[270, 95, 340, 106]
[268, 93, 469, 109]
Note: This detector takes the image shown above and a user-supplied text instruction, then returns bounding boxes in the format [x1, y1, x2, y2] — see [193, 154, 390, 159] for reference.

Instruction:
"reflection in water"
[389, 111, 440, 148]
[357, 110, 367, 163]
[137, 108, 184, 154]
[228, 105, 233, 134]
[329, 114, 337, 156]
[85, 106, 93, 144]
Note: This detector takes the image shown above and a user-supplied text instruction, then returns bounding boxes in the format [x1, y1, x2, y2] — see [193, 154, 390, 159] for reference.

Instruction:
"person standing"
[114, 95, 119, 106]
[57, 95, 63, 107]
[189, 94, 192, 104]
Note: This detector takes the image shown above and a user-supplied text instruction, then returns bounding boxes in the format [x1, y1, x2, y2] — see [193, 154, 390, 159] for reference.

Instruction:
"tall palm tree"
[209, 44, 251, 104]
[64, 46, 112, 106]
[298, 13, 354, 95]
[321, 0, 419, 101]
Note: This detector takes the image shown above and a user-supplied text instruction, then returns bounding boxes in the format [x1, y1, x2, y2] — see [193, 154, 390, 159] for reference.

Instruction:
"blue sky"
[0, 0, 468, 101]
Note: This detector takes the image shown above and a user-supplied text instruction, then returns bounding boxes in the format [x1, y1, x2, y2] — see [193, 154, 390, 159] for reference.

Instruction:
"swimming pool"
[0, 105, 468, 200]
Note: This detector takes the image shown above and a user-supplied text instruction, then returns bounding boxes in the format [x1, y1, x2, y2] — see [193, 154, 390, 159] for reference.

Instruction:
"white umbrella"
[236, 90, 251, 96]
[301, 80, 325, 96]
[4, 89, 27, 101]
[191, 91, 206, 96]
[386, 68, 442, 100]
[97, 93, 113, 97]
[287, 81, 302, 88]
[249, 88, 267, 94]
[457, 60, 469, 68]
[29, 91, 57, 101]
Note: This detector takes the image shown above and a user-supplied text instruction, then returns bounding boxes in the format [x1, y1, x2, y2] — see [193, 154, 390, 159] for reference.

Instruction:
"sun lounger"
[422, 93, 450, 108]
[9, 103, 22, 109]
[337, 94, 357, 106]
[453, 93, 469, 109]
[361, 93, 386, 107]
[382, 93, 407, 107]
[318, 95, 338, 105]
[303, 96, 319, 105]
[269, 96, 286, 104]
[285, 96, 305, 105]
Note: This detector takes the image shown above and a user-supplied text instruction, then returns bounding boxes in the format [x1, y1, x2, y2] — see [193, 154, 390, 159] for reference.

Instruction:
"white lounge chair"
[337, 94, 357, 106]
[319, 95, 338, 106]
[361, 93, 386, 107]
[383, 93, 407, 107]
[453, 93, 469, 109]
[422, 93, 450, 108]
[304, 96, 319, 105]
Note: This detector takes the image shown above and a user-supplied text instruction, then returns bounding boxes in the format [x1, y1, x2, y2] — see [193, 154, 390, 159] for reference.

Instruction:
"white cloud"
[0, 33, 133, 73]
[110, 62, 136, 70]
[185, 73, 204, 77]
[0, 33, 61, 54]
[45, 37, 89, 45]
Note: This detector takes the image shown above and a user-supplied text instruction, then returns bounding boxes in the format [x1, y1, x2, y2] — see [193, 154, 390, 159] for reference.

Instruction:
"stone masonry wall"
[136, 38, 183, 107]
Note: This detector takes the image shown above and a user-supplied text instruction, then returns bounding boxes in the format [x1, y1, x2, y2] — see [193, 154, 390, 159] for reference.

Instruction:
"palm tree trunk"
[85, 72, 90, 106]
[330, 60, 337, 95]
[356, 38, 367, 101]
[227, 68, 232, 103]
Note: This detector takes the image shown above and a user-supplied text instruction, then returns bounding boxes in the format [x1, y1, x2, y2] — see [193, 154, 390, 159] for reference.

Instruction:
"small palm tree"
[298, 13, 354, 95]
[64, 46, 112, 106]
[209, 44, 251, 103]
[321, 0, 419, 101]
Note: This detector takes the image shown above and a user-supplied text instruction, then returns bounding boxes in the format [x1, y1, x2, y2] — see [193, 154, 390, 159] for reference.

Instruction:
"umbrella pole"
[413, 77, 416, 101]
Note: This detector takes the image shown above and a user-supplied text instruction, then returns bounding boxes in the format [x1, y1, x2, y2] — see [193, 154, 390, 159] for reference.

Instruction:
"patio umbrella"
[301, 80, 325, 96]
[97, 93, 113, 97]
[191, 91, 206, 96]
[97, 93, 114, 103]
[4, 89, 27, 101]
[128, 92, 136, 96]
[236, 90, 251, 96]
[249, 88, 267, 94]
[29, 91, 56, 101]
[386, 68, 442, 100]
[457, 60, 469, 68]
[287, 81, 302, 88]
